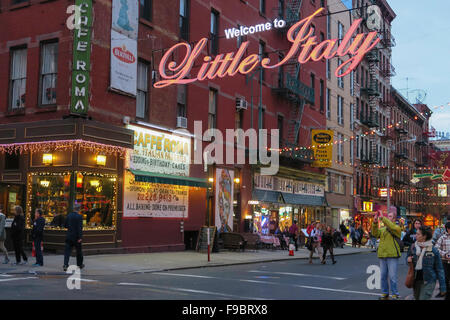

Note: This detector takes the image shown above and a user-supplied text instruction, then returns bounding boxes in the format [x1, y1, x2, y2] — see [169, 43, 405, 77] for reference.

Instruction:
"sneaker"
[20, 261, 28, 265]
[332, 260, 337, 265]
[79, 264, 85, 270]
[379, 294, 390, 300]
[32, 263, 42, 267]
[391, 295, 400, 300]
[63, 265, 68, 272]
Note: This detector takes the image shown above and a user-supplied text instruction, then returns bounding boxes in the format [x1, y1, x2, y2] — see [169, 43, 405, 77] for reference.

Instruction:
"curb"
[125, 249, 374, 274]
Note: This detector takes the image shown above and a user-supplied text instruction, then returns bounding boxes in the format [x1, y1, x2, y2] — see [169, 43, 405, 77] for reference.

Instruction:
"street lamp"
[386, 137, 416, 215]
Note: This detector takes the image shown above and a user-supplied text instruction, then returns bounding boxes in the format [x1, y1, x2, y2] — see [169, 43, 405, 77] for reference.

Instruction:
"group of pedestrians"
[305, 222, 337, 265]
[0, 203, 85, 271]
[372, 210, 449, 300]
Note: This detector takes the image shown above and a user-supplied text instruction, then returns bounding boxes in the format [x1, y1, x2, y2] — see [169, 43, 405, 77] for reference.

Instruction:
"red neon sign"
[154, 8, 380, 89]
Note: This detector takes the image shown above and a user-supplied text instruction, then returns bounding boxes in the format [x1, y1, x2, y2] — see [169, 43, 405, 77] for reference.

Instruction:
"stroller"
[333, 230, 344, 248]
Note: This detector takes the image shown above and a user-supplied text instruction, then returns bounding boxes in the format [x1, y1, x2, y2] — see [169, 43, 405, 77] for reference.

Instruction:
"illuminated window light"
[42, 153, 53, 165]
[234, 178, 240, 184]
[96, 155, 107, 166]
[40, 180, 50, 187]
[208, 177, 214, 183]
[90, 180, 100, 188]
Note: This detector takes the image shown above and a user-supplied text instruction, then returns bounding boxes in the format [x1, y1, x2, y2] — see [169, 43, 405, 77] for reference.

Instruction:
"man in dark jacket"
[31, 209, 45, 266]
[63, 203, 84, 271]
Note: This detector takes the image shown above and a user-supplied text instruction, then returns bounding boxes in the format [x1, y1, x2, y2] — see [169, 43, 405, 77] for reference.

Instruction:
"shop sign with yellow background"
[311, 130, 333, 167]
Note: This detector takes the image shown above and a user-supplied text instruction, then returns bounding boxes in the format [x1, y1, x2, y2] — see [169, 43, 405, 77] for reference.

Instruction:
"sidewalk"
[0, 246, 373, 276]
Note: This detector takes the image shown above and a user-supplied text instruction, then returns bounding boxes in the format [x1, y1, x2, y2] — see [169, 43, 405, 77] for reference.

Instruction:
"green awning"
[129, 169, 208, 188]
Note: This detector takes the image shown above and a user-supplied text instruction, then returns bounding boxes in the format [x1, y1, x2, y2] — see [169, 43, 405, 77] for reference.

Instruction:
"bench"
[240, 233, 262, 250]
[220, 232, 247, 251]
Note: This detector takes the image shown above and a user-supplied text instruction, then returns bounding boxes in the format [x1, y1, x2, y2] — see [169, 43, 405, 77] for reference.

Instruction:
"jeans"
[34, 239, 43, 266]
[64, 239, 83, 267]
[379, 257, 399, 296]
[413, 280, 435, 300]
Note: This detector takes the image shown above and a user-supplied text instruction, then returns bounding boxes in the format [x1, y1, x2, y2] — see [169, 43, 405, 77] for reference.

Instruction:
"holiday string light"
[0, 139, 129, 158]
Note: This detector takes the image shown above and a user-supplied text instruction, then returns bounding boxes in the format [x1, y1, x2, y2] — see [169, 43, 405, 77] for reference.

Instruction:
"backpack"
[386, 228, 405, 255]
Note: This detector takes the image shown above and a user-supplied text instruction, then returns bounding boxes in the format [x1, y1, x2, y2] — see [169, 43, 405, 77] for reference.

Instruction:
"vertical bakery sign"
[70, 0, 92, 115]
[110, 0, 138, 95]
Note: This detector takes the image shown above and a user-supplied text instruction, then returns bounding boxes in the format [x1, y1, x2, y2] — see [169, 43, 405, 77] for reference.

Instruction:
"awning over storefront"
[129, 169, 208, 188]
[252, 189, 325, 206]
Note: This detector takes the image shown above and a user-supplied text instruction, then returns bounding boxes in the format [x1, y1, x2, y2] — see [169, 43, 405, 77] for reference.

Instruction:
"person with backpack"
[407, 226, 446, 300]
[372, 210, 402, 300]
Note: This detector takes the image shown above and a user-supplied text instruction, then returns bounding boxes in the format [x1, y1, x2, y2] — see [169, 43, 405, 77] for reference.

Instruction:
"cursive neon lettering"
[154, 7, 380, 88]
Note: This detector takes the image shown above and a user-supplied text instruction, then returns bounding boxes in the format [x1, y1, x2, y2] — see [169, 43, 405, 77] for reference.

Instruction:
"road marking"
[294, 284, 381, 296]
[152, 272, 215, 279]
[248, 270, 347, 280]
[0, 277, 38, 282]
[0, 274, 13, 277]
[117, 282, 268, 300]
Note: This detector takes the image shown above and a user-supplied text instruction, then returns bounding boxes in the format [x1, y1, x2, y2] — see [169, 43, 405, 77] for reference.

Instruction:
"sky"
[388, 0, 450, 135]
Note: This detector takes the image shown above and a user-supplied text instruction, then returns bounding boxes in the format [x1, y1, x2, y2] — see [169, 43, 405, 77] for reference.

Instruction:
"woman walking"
[407, 226, 446, 300]
[11, 206, 28, 265]
[321, 226, 336, 264]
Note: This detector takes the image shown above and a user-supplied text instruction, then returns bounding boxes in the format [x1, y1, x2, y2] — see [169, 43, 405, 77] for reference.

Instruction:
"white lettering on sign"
[224, 19, 286, 39]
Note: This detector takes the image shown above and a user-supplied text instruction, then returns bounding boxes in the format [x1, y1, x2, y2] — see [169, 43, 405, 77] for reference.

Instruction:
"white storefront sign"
[127, 125, 191, 176]
[123, 171, 189, 218]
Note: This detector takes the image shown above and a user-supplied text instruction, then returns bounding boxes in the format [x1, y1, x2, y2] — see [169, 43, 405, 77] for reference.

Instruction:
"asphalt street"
[0, 251, 418, 300]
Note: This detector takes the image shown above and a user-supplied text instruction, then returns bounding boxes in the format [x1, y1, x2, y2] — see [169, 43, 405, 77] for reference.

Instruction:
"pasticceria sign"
[154, 7, 380, 88]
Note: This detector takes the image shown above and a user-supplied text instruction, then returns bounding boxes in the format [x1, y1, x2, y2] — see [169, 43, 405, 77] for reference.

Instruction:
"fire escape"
[272, 0, 315, 165]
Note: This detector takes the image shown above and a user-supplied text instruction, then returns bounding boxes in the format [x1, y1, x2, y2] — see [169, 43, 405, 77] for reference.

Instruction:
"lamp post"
[387, 137, 416, 215]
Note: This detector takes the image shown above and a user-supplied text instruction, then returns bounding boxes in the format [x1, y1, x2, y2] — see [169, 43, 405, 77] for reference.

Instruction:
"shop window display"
[75, 173, 117, 229]
[28, 172, 71, 227]
[27, 172, 117, 230]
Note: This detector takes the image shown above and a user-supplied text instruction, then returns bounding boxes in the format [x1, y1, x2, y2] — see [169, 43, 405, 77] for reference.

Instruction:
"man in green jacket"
[372, 210, 402, 300]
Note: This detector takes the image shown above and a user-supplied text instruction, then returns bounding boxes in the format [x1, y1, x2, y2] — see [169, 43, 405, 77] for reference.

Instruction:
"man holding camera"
[372, 210, 402, 300]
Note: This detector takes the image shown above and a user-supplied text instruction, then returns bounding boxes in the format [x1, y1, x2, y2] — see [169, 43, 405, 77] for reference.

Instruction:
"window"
[356, 97, 360, 120]
[259, 40, 266, 80]
[337, 59, 344, 88]
[278, 0, 285, 19]
[326, 6, 331, 38]
[350, 103, 354, 130]
[326, 59, 331, 79]
[350, 140, 354, 165]
[9, 47, 27, 110]
[337, 95, 344, 125]
[177, 85, 187, 117]
[140, 0, 152, 21]
[40, 42, 58, 105]
[277, 115, 284, 145]
[356, 135, 360, 159]
[310, 73, 315, 105]
[179, 0, 189, 41]
[260, 0, 266, 14]
[338, 21, 344, 45]
[136, 61, 149, 119]
[326, 88, 331, 119]
[350, 71, 354, 96]
[210, 10, 219, 55]
[338, 133, 344, 162]
[208, 88, 217, 129]
[319, 79, 324, 112]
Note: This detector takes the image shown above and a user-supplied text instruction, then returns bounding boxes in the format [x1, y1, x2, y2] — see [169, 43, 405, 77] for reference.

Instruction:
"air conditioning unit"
[176, 116, 187, 129]
[236, 98, 248, 110]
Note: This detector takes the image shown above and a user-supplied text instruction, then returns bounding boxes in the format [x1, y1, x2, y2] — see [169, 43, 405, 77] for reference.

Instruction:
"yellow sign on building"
[311, 130, 334, 167]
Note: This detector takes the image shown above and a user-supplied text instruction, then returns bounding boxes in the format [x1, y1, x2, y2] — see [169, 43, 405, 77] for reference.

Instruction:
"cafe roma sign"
[154, 8, 381, 88]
